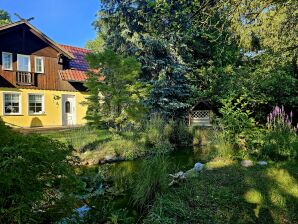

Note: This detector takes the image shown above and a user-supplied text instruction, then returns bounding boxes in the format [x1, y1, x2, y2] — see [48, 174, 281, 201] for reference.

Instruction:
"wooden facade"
[0, 22, 84, 92]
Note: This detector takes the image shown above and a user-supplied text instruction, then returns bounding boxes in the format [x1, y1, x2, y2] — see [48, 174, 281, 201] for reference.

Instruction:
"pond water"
[107, 146, 211, 177]
[85, 146, 213, 222]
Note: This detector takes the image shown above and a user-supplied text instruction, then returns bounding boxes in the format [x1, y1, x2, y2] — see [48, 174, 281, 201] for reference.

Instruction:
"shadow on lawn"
[79, 138, 112, 153]
[145, 159, 298, 224]
[204, 162, 298, 223]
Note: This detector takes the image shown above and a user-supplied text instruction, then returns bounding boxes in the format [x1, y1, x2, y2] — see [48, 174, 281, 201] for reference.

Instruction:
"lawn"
[41, 127, 146, 164]
[41, 127, 111, 151]
[144, 159, 298, 224]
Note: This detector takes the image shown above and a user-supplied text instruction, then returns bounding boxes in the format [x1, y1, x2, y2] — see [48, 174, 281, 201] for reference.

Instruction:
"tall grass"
[131, 155, 169, 211]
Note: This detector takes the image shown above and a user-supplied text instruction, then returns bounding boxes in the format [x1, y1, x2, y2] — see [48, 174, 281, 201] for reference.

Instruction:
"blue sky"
[0, 0, 100, 47]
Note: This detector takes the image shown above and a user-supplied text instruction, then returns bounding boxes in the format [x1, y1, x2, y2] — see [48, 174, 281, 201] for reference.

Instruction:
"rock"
[194, 162, 204, 172]
[105, 155, 114, 161]
[75, 205, 91, 218]
[241, 160, 253, 167]
[257, 161, 268, 166]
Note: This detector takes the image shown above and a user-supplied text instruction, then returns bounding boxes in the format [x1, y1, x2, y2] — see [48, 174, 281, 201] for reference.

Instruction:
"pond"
[107, 146, 211, 177]
[81, 146, 213, 223]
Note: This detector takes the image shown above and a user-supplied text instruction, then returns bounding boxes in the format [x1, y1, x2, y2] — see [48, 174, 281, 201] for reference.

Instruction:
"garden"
[1, 0, 298, 223]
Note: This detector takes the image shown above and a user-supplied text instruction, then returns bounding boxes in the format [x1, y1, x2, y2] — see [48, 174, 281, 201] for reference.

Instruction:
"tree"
[85, 33, 105, 53]
[85, 49, 150, 130]
[91, 0, 239, 118]
[90, 0, 298, 123]
[0, 10, 11, 26]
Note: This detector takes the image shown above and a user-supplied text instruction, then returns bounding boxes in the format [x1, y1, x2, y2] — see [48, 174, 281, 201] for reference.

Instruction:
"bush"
[219, 95, 256, 148]
[260, 106, 298, 160]
[0, 120, 80, 223]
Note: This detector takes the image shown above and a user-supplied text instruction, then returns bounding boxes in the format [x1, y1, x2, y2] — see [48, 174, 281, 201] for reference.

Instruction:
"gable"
[0, 21, 73, 59]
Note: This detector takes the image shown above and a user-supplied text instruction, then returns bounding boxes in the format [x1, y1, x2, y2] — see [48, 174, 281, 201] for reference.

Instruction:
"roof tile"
[59, 45, 104, 82]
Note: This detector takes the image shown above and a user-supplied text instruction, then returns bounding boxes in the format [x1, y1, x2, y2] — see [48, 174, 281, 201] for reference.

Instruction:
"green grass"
[41, 127, 112, 151]
[144, 159, 298, 224]
[41, 127, 147, 163]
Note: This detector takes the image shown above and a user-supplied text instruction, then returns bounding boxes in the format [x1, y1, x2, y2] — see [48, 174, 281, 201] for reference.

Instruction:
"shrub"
[261, 106, 298, 160]
[0, 120, 80, 223]
[219, 95, 256, 148]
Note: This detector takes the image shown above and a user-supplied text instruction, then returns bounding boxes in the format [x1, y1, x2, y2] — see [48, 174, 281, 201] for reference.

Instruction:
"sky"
[0, 0, 101, 48]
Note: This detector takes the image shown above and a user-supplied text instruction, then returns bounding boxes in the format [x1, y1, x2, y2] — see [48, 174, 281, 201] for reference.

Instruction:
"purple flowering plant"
[267, 106, 297, 132]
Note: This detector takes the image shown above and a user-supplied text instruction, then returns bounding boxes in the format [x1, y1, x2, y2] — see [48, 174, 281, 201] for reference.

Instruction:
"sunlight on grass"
[42, 127, 111, 151]
[244, 188, 263, 204]
[266, 168, 298, 198]
[268, 188, 286, 208]
[205, 158, 236, 169]
[244, 188, 263, 218]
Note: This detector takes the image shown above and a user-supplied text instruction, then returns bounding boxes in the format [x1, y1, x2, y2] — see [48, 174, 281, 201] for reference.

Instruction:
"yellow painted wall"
[0, 88, 89, 128]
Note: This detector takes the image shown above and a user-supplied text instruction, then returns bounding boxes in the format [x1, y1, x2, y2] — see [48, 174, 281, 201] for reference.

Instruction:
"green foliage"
[170, 121, 193, 146]
[219, 95, 256, 147]
[0, 121, 80, 223]
[260, 107, 298, 160]
[144, 160, 298, 224]
[85, 49, 150, 130]
[142, 115, 174, 154]
[261, 128, 298, 161]
[147, 68, 193, 119]
[229, 0, 298, 63]
[85, 33, 105, 53]
[0, 9, 11, 26]
[91, 0, 239, 119]
[131, 156, 169, 211]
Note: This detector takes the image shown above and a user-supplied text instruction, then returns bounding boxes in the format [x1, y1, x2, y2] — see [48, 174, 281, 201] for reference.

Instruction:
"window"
[28, 94, 44, 114]
[65, 101, 71, 113]
[2, 52, 13, 70]
[3, 93, 21, 115]
[17, 54, 31, 72]
[35, 57, 44, 73]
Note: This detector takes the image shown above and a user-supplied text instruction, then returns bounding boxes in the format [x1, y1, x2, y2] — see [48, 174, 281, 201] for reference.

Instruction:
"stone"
[257, 161, 268, 166]
[194, 162, 204, 172]
[105, 155, 114, 161]
[241, 160, 253, 167]
[75, 205, 91, 218]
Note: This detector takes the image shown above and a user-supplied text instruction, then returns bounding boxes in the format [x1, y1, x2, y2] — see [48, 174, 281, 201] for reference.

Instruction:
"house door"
[62, 95, 76, 126]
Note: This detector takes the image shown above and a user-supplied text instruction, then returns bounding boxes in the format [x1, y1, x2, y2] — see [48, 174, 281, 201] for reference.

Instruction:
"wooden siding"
[0, 23, 81, 92]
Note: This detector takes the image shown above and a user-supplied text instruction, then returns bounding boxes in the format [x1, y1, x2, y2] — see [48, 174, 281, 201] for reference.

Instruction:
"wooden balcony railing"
[16, 72, 35, 86]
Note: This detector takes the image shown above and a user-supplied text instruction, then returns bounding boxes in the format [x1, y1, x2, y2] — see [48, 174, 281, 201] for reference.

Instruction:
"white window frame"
[34, 56, 44, 73]
[17, 54, 31, 72]
[27, 93, 45, 115]
[2, 92, 22, 116]
[2, 52, 13, 71]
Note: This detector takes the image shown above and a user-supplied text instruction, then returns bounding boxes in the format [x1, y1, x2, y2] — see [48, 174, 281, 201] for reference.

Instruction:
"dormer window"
[2, 52, 13, 70]
[17, 54, 31, 72]
[35, 56, 44, 73]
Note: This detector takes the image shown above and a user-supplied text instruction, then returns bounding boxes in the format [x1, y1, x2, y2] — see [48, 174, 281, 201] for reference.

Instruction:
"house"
[0, 20, 92, 128]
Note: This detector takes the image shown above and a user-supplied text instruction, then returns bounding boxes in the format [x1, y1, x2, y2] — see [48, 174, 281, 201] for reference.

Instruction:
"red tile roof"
[59, 69, 89, 82]
[58, 45, 103, 82]
[59, 45, 91, 71]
